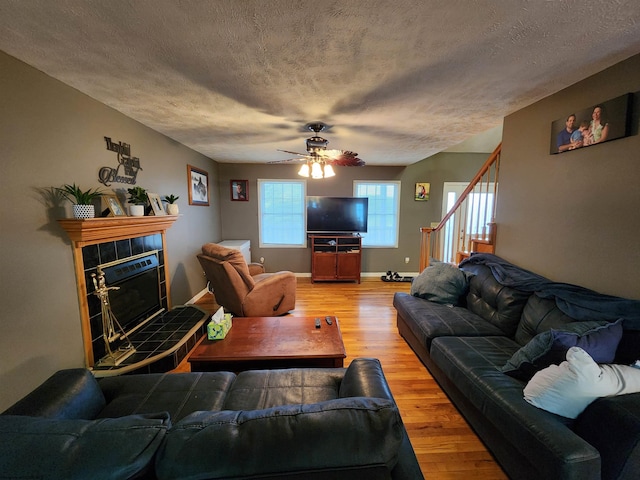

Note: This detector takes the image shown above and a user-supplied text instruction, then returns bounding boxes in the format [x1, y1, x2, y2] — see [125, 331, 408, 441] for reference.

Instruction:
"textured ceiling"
[1, 1, 639, 165]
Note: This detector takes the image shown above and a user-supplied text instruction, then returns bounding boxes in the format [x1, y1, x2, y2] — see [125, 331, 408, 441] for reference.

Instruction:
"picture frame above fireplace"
[103, 194, 127, 216]
[148, 193, 166, 216]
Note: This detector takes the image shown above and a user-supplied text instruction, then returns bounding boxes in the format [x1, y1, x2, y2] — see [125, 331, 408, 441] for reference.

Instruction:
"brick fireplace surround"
[58, 216, 207, 376]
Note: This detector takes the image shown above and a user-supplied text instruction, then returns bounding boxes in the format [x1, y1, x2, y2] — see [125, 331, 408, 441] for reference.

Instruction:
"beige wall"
[0, 52, 221, 410]
[218, 153, 487, 274]
[497, 54, 640, 299]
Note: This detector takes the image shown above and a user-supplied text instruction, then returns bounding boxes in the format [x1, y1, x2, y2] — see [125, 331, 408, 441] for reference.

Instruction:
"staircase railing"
[419, 143, 502, 271]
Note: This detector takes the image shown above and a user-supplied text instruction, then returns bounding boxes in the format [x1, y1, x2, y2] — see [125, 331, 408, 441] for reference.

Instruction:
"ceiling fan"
[270, 123, 365, 178]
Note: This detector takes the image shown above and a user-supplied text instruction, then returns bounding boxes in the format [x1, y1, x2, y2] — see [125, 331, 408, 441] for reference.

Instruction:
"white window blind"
[354, 181, 400, 247]
[258, 179, 306, 247]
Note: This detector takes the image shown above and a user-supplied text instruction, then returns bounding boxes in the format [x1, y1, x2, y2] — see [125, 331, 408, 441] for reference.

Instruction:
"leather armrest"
[339, 358, 395, 401]
[2, 369, 106, 420]
[248, 263, 265, 275]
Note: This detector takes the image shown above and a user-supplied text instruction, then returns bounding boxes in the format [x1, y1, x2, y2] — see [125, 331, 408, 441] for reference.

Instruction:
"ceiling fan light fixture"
[323, 164, 335, 178]
[298, 163, 310, 177]
[311, 161, 324, 179]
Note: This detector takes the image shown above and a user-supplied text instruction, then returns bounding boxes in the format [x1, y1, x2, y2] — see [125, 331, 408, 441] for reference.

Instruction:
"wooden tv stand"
[310, 234, 361, 283]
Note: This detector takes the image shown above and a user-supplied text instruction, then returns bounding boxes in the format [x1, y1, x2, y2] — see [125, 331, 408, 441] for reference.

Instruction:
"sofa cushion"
[155, 397, 402, 480]
[393, 292, 505, 350]
[430, 336, 601, 477]
[2, 368, 106, 419]
[523, 347, 640, 419]
[98, 371, 236, 422]
[0, 412, 169, 480]
[222, 368, 343, 410]
[515, 295, 583, 346]
[501, 320, 624, 381]
[573, 393, 640, 480]
[462, 263, 532, 337]
[410, 262, 470, 305]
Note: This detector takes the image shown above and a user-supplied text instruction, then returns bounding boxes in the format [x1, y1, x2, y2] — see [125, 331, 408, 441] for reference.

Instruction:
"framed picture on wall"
[188, 165, 210, 206]
[230, 179, 248, 201]
[550, 93, 632, 154]
[415, 182, 430, 201]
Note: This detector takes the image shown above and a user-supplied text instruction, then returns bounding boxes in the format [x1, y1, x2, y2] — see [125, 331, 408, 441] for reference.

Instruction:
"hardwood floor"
[180, 278, 508, 480]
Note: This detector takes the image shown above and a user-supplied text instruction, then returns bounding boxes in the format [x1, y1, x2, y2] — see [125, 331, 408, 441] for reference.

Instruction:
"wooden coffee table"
[188, 316, 346, 372]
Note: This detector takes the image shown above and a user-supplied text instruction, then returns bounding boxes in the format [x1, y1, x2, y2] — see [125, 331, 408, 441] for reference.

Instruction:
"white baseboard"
[294, 272, 418, 278]
[186, 271, 419, 304]
[186, 288, 210, 305]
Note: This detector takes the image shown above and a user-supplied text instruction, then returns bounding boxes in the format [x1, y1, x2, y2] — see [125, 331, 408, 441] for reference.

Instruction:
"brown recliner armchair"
[197, 243, 296, 317]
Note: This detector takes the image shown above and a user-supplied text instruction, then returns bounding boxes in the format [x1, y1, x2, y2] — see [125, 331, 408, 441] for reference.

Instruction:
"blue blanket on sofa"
[459, 254, 640, 325]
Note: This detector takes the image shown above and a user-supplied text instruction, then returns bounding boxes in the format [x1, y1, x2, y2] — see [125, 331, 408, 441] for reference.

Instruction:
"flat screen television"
[306, 196, 368, 233]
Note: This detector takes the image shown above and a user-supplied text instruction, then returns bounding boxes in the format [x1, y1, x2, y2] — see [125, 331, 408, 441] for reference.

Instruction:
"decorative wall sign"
[188, 165, 209, 206]
[230, 179, 249, 201]
[415, 182, 430, 201]
[550, 93, 633, 154]
[98, 137, 143, 186]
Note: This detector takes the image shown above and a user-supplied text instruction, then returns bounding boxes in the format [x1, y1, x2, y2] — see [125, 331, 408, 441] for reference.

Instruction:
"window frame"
[257, 178, 307, 248]
[353, 180, 401, 248]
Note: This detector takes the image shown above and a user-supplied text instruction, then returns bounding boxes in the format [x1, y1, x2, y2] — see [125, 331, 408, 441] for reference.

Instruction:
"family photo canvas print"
[550, 93, 632, 154]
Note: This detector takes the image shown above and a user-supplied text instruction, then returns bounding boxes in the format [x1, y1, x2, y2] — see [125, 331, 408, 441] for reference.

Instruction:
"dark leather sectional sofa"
[0, 358, 423, 479]
[394, 254, 639, 480]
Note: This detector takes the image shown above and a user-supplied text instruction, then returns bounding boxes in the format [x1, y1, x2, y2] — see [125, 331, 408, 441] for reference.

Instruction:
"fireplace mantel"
[58, 214, 180, 368]
[58, 215, 179, 245]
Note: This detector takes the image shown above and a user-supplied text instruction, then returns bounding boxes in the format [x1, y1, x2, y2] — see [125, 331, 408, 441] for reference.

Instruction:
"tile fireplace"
[58, 216, 207, 375]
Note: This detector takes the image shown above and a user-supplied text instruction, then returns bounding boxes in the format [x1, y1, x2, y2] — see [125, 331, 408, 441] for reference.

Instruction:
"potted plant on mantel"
[163, 194, 180, 215]
[57, 183, 103, 219]
[127, 186, 148, 216]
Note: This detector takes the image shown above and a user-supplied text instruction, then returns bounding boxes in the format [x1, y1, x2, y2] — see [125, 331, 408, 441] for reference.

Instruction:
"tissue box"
[207, 313, 232, 340]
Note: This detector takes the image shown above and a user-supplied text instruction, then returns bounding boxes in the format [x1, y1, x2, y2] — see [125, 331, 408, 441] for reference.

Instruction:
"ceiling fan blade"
[316, 149, 344, 159]
[277, 149, 308, 157]
[328, 151, 365, 166]
[267, 157, 308, 164]
[275, 123, 365, 167]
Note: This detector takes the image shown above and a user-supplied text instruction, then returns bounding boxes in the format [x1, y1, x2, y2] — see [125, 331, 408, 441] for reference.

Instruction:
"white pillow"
[523, 346, 640, 419]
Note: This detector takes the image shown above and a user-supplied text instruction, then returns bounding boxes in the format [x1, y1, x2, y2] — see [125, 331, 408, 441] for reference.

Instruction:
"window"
[258, 179, 306, 247]
[354, 181, 400, 247]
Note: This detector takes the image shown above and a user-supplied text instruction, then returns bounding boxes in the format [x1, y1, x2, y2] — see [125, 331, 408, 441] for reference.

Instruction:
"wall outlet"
[404, 257, 410, 264]
[260, 257, 265, 263]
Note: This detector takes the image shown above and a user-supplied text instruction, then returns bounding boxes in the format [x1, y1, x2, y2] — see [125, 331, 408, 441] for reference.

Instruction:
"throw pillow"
[410, 262, 470, 305]
[501, 319, 623, 381]
[0, 412, 170, 480]
[523, 347, 640, 418]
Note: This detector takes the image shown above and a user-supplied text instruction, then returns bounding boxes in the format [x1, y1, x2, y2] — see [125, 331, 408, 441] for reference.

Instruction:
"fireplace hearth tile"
[92, 305, 207, 377]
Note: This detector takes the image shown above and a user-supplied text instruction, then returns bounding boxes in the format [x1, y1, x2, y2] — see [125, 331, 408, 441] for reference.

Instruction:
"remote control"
[315, 318, 321, 328]
[325, 316, 333, 325]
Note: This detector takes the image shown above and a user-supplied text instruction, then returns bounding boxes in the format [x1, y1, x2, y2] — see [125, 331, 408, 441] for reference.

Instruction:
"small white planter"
[166, 203, 179, 215]
[73, 204, 95, 219]
[129, 204, 145, 216]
